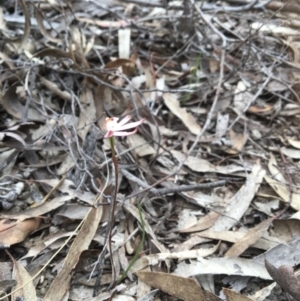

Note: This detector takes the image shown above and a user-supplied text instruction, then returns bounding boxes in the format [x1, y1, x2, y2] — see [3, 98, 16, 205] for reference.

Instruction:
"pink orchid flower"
[104, 115, 145, 138]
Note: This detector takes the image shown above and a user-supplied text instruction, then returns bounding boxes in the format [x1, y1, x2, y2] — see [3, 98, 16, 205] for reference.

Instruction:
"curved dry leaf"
[35, 5, 61, 43]
[268, 152, 286, 183]
[12, 260, 37, 301]
[254, 199, 279, 216]
[264, 175, 300, 210]
[127, 134, 156, 157]
[77, 17, 129, 28]
[43, 206, 102, 301]
[95, 85, 128, 118]
[132, 245, 219, 273]
[136, 271, 218, 301]
[28, 122, 54, 141]
[0, 131, 26, 146]
[2, 86, 44, 121]
[143, 121, 160, 151]
[125, 216, 135, 255]
[56, 204, 91, 221]
[281, 146, 300, 159]
[223, 288, 254, 301]
[225, 218, 273, 258]
[176, 209, 197, 231]
[105, 58, 135, 70]
[180, 211, 220, 233]
[0, 280, 16, 297]
[163, 93, 201, 135]
[180, 190, 224, 208]
[118, 29, 131, 59]
[0, 218, 41, 247]
[0, 51, 15, 69]
[272, 219, 300, 242]
[279, 103, 300, 116]
[287, 138, 300, 149]
[94, 85, 107, 124]
[84, 35, 95, 56]
[7, 122, 33, 131]
[71, 25, 86, 53]
[77, 86, 96, 140]
[207, 57, 220, 73]
[124, 203, 170, 254]
[136, 270, 153, 300]
[0, 195, 73, 222]
[228, 129, 248, 154]
[0, 6, 6, 31]
[248, 104, 274, 114]
[143, 66, 155, 103]
[56, 155, 75, 175]
[233, 81, 252, 112]
[281, 38, 300, 64]
[156, 77, 165, 97]
[69, 26, 89, 68]
[40, 77, 72, 102]
[34, 48, 80, 68]
[267, 80, 287, 92]
[37, 178, 96, 205]
[171, 150, 250, 174]
[212, 164, 265, 231]
[0, 219, 18, 232]
[214, 113, 229, 142]
[34, 48, 73, 59]
[43, 231, 78, 249]
[249, 282, 276, 301]
[254, 236, 300, 269]
[252, 23, 299, 35]
[8, 0, 31, 52]
[175, 257, 271, 280]
[195, 230, 279, 251]
[22, 231, 77, 260]
[265, 260, 300, 301]
[0, 148, 17, 170]
[173, 236, 210, 253]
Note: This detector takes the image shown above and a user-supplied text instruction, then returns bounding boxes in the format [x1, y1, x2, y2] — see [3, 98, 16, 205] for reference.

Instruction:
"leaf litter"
[1, 0, 300, 300]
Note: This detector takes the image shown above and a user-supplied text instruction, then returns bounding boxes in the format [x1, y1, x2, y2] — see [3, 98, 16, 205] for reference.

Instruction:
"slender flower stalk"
[104, 115, 144, 289]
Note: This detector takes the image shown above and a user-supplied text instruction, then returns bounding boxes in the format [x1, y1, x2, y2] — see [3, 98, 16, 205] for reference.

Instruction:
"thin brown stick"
[107, 137, 118, 290]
